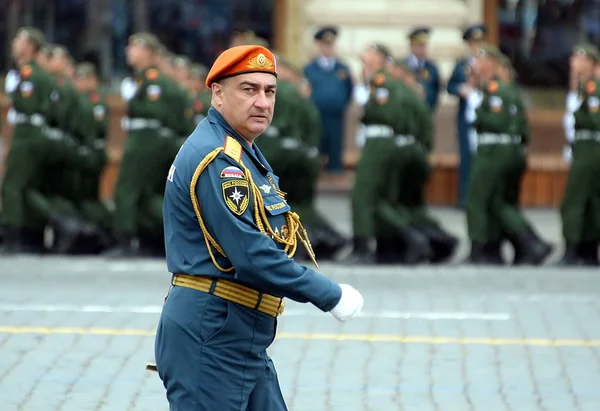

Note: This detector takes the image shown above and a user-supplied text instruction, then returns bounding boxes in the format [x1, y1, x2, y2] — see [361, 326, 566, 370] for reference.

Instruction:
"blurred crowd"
[1, 17, 600, 267]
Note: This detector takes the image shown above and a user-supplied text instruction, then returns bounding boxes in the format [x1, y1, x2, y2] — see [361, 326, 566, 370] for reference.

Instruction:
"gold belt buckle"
[277, 299, 286, 316]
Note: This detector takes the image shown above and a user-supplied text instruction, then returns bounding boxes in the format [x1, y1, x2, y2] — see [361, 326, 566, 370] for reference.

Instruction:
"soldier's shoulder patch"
[146, 68, 159, 81]
[20, 65, 32, 78]
[373, 73, 386, 86]
[586, 80, 597, 94]
[223, 136, 242, 163]
[89, 92, 100, 104]
[220, 166, 245, 179]
[487, 80, 499, 93]
[222, 179, 250, 216]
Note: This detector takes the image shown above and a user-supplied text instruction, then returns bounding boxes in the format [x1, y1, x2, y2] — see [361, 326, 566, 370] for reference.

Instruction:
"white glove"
[120, 77, 138, 101]
[7, 108, 17, 125]
[562, 145, 572, 164]
[5, 70, 20, 94]
[330, 284, 364, 322]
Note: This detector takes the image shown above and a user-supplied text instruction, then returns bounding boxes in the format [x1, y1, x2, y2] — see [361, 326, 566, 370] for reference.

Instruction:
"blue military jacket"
[303, 58, 353, 115]
[446, 57, 474, 114]
[405, 57, 441, 111]
[163, 107, 342, 312]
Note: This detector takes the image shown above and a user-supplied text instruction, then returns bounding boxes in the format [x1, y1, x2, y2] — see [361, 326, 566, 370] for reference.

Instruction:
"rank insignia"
[373, 73, 386, 86]
[259, 184, 272, 194]
[337, 69, 348, 80]
[20, 65, 32, 78]
[220, 166, 245, 179]
[146, 68, 159, 81]
[586, 80, 596, 94]
[222, 179, 250, 216]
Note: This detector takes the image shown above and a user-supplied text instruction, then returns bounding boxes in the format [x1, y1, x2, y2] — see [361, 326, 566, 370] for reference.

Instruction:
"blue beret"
[462, 24, 487, 41]
[314, 26, 338, 42]
[408, 27, 431, 43]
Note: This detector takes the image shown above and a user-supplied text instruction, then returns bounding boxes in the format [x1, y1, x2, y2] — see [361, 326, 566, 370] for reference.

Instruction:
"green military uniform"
[346, 69, 431, 264]
[1, 28, 63, 252]
[465, 52, 550, 264]
[561, 77, 600, 263]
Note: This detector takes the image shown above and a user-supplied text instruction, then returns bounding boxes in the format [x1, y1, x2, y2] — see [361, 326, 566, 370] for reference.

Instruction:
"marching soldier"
[464, 44, 550, 265]
[188, 64, 211, 129]
[447, 24, 487, 208]
[345, 44, 432, 264]
[404, 27, 441, 111]
[106, 32, 170, 257]
[304, 26, 353, 175]
[1, 27, 60, 253]
[559, 44, 600, 266]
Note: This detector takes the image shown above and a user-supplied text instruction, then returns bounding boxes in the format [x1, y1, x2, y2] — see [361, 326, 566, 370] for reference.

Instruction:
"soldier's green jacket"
[128, 67, 170, 125]
[574, 79, 600, 133]
[298, 96, 321, 149]
[473, 78, 514, 135]
[188, 90, 212, 134]
[47, 75, 81, 137]
[9, 61, 53, 135]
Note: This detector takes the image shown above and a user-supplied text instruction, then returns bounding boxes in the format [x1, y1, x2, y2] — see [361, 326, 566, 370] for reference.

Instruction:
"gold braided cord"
[189, 148, 319, 272]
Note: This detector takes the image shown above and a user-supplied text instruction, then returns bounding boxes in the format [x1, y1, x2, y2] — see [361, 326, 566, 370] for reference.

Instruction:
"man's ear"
[211, 82, 224, 106]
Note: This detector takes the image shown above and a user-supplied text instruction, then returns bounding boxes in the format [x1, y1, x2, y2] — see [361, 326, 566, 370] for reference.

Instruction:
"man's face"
[212, 72, 276, 140]
[11, 36, 27, 60]
[317, 41, 335, 57]
[48, 54, 68, 74]
[410, 42, 427, 59]
[36, 53, 50, 69]
[360, 47, 385, 68]
[75, 76, 96, 92]
[595, 63, 600, 79]
[571, 53, 594, 75]
[126, 43, 146, 66]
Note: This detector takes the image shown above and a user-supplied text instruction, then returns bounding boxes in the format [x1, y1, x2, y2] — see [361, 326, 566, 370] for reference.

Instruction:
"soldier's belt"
[395, 135, 416, 146]
[280, 137, 300, 150]
[364, 124, 395, 138]
[574, 130, 600, 142]
[13, 112, 46, 127]
[172, 274, 285, 317]
[478, 133, 520, 145]
[121, 117, 161, 131]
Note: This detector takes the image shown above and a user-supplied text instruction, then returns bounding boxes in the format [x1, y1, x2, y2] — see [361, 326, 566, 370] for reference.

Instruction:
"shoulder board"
[586, 80, 597, 94]
[373, 73, 386, 86]
[487, 80, 499, 93]
[20, 65, 32, 78]
[223, 136, 242, 163]
[146, 68, 159, 81]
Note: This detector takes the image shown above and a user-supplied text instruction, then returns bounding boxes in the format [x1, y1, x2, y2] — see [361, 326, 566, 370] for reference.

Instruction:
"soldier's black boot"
[48, 215, 84, 254]
[341, 236, 375, 264]
[462, 242, 490, 264]
[514, 230, 551, 265]
[485, 240, 504, 265]
[579, 241, 599, 266]
[312, 226, 348, 260]
[558, 243, 582, 266]
[397, 226, 433, 265]
[103, 233, 139, 258]
[417, 225, 458, 264]
[0, 227, 25, 255]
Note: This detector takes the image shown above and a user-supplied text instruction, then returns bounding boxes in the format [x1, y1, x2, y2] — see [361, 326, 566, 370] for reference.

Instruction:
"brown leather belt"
[172, 274, 285, 317]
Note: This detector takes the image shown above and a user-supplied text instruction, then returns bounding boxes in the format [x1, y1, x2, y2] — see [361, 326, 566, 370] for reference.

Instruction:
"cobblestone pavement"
[1, 196, 599, 411]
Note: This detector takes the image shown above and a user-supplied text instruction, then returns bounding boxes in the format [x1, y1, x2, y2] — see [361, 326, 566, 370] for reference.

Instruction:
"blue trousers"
[456, 118, 471, 207]
[320, 113, 345, 173]
[155, 286, 288, 411]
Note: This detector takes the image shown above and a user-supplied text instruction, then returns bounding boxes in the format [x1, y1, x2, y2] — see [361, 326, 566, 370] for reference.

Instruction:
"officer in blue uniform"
[405, 27, 441, 111]
[447, 24, 487, 207]
[303, 26, 354, 174]
[154, 45, 364, 410]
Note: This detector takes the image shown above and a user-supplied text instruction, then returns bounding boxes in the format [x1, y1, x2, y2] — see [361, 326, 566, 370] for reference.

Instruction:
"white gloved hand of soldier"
[330, 284, 364, 322]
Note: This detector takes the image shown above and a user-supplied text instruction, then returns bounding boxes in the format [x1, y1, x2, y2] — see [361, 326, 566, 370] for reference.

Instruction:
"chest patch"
[588, 96, 600, 112]
[222, 179, 250, 215]
[374, 88, 389, 104]
[489, 96, 503, 112]
[20, 81, 34, 98]
[93, 105, 106, 120]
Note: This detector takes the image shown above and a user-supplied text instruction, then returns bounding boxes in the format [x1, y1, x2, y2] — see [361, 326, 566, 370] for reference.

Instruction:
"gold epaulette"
[189, 136, 318, 271]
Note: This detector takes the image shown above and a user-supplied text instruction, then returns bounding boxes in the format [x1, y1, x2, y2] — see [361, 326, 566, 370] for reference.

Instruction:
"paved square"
[0, 197, 599, 411]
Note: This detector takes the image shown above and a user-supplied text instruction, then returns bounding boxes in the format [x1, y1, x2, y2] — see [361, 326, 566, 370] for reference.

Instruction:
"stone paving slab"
[0, 201, 599, 410]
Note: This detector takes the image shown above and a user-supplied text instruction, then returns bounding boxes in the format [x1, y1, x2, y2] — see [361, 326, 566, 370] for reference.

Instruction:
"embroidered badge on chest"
[222, 180, 250, 215]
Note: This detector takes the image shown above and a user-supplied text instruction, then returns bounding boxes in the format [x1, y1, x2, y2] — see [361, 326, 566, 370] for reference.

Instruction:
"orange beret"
[205, 45, 278, 87]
